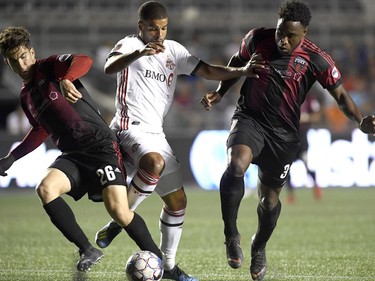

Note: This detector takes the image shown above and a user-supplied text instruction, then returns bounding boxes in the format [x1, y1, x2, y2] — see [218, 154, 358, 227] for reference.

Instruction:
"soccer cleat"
[250, 235, 267, 281]
[77, 246, 103, 272]
[162, 264, 199, 281]
[95, 220, 122, 248]
[224, 234, 244, 269]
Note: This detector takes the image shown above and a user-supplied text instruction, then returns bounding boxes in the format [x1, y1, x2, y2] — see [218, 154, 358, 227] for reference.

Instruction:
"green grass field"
[0, 187, 374, 281]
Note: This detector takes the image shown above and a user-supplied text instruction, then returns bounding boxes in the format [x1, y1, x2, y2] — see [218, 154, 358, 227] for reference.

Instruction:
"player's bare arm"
[200, 53, 265, 111]
[195, 52, 266, 81]
[104, 42, 165, 75]
[329, 85, 375, 135]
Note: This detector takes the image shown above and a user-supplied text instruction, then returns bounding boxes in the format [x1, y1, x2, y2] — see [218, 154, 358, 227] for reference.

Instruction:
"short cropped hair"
[138, 1, 168, 21]
[0, 26, 31, 57]
[278, 0, 311, 27]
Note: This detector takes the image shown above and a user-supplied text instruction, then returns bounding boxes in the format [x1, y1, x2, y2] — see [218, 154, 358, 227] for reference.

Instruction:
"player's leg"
[96, 132, 163, 248]
[160, 190, 185, 265]
[221, 144, 253, 269]
[36, 167, 100, 272]
[157, 179, 198, 281]
[101, 184, 162, 259]
[250, 181, 282, 281]
[250, 139, 298, 281]
[95, 152, 163, 248]
[127, 152, 164, 210]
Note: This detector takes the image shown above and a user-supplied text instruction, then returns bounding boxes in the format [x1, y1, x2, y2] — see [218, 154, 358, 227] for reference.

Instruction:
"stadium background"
[1, 0, 375, 189]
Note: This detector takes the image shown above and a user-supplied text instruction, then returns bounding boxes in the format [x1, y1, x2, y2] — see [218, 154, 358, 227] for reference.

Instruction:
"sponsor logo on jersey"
[144, 70, 167, 82]
[293, 56, 307, 72]
[33, 98, 50, 120]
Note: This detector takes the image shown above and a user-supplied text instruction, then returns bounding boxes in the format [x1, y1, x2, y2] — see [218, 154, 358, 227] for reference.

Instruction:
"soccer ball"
[125, 250, 163, 281]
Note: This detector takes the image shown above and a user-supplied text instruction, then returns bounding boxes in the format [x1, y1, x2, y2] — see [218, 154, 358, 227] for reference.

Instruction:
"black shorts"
[50, 140, 126, 202]
[227, 113, 300, 186]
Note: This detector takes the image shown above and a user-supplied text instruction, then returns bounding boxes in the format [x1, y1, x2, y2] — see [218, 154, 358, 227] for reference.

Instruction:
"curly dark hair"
[138, 1, 168, 21]
[0, 26, 31, 57]
[278, 0, 311, 27]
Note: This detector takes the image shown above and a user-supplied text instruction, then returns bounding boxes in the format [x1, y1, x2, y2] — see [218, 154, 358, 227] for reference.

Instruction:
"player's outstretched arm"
[195, 53, 265, 82]
[0, 154, 15, 177]
[329, 85, 375, 135]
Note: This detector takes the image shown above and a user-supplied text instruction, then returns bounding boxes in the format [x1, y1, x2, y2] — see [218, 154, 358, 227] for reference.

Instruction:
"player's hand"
[200, 91, 223, 111]
[141, 42, 165, 56]
[359, 115, 375, 135]
[243, 53, 267, 78]
[60, 79, 82, 103]
[0, 154, 15, 177]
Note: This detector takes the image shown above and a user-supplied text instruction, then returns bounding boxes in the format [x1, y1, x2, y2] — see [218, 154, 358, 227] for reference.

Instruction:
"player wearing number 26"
[0, 26, 162, 272]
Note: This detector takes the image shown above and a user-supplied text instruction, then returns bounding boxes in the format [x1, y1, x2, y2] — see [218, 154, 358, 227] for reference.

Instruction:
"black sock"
[253, 200, 282, 250]
[43, 197, 91, 251]
[220, 171, 245, 238]
[124, 212, 162, 259]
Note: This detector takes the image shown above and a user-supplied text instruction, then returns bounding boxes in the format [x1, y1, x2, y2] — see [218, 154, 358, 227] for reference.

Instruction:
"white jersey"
[109, 35, 200, 133]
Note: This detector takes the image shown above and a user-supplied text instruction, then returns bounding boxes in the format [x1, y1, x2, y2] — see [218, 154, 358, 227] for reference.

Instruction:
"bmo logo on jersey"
[144, 70, 173, 87]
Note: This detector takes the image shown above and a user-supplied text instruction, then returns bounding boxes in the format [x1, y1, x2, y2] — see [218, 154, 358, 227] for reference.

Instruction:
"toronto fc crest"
[165, 56, 176, 70]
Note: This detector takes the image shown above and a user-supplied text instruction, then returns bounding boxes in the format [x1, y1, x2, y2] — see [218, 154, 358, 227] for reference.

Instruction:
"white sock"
[127, 168, 159, 211]
[159, 206, 185, 270]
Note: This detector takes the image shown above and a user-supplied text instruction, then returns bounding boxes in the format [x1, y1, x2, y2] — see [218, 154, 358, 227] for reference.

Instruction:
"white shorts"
[117, 129, 183, 197]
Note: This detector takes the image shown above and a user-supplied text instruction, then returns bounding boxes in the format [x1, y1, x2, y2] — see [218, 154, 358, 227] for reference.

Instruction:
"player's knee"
[140, 152, 165, 175]
[227, 160, 247, 177]
[35, 182, 57, 203]
[162, 188, 187, 210]
[259, 195, 280, 211]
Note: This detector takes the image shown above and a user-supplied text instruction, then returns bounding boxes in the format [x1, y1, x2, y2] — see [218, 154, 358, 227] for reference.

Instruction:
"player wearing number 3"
[200, 1, 375, 280]
[0, 26, 162, 272]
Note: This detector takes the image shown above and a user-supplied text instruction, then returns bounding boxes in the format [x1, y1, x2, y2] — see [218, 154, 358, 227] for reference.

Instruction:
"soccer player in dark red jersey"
[0, 26, 162, 273]
[200, 1, 375, 280]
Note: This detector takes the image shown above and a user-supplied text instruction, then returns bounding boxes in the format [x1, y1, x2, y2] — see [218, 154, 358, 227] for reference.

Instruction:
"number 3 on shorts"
[96, 165, 116, 185]
[279, 164, 291, 179]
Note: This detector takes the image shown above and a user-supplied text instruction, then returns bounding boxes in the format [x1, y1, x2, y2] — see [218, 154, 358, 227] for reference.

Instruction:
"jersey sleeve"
[170, 40, 200, 75]
[10, 93, 50, 160]
[239, 28, 269, 63]
[108, 37, 133, 57]
[10, 125, 49, 160]
[55, 54, 93, 81]
[313, 51, 342, 91]
[39, 54, 93, 82]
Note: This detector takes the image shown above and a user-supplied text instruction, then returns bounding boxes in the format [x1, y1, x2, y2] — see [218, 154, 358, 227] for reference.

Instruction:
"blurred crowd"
[2, 34, 375, 138]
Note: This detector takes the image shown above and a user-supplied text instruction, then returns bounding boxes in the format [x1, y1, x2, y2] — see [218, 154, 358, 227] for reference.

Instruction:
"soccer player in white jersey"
[93, 1, 263, 280]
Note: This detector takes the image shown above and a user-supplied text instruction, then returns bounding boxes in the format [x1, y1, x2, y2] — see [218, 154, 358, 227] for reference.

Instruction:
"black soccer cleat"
[250, 235, 267, 281]
[224, 234, 244, 269]
[95, 220, 122, 248]
[162, 264, 199, 281]
[77, 246, 103, 272]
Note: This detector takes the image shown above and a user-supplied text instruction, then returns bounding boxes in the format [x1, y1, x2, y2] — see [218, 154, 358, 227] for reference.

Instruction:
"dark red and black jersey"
[236, 28, 342, 141]
[18, 54, 115, 154]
